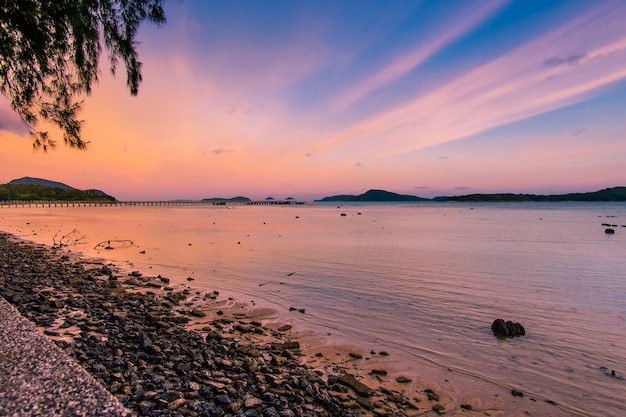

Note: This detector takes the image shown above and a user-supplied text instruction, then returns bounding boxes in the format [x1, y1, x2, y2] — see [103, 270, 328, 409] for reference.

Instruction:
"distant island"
[1, 177, 116, 201]
[201, 196, 251, 203]
[318, 189, 430, 202]
[317, 187, 626, 202]
[3, 177, 626, 203]
[444, 187, 626, 202]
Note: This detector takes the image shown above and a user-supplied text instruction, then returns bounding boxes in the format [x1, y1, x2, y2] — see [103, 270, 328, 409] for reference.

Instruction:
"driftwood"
[94, 239, 134, 250]
[52, 229, 86, 247]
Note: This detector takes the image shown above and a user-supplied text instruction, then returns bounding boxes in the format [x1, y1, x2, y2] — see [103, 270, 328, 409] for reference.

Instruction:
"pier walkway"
[0, 200, 304, 208]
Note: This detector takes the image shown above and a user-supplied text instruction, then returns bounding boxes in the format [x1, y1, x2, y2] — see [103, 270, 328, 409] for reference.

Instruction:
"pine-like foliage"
[0, 0, 167, 151]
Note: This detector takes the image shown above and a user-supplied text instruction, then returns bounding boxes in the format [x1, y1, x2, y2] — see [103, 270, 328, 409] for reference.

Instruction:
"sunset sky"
[2, 0, 626, 201]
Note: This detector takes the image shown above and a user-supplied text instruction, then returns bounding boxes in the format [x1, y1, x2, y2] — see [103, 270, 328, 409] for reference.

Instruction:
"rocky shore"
[0, 232, 465, 417]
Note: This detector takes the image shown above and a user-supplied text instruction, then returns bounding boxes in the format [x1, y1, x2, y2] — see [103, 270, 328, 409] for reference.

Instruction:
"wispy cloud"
[5, 2, 624, 200]
[316, 2, 626, 158]
[227, 102, 254, 115]
[333, 0, 506, 109]
[543, 53, 586, 68]
[212, 148, 234, 155]
[0, 98, 27, 135]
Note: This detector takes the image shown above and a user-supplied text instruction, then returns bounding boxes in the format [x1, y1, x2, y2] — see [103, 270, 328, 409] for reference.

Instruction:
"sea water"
[1, 202, 624, 416]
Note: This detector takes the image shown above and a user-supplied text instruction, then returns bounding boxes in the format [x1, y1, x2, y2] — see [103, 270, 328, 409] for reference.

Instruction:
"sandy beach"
[0, 231, 575, 417]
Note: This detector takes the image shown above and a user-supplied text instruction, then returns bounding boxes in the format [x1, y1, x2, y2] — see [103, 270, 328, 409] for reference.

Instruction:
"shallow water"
[1, 202, 624, 416]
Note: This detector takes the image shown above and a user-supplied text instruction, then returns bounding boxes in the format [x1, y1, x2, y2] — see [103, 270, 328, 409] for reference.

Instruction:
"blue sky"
[1, 0, 625, 200]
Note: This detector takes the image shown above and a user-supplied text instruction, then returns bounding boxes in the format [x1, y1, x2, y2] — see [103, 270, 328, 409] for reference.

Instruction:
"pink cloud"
[332, 0, 507, 109]
[0, 98, 28, 135]
[315, 2, 626, 158]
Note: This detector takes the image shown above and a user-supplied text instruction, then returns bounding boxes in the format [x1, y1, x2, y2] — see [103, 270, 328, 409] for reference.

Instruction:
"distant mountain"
[2, 177, 116, 201]
[201, 196, 251, 202]
[9, 176, 75, 190]
[316, 187, 626, 203]
[444, 187, 626, 202]
[318, 189, 429, 202]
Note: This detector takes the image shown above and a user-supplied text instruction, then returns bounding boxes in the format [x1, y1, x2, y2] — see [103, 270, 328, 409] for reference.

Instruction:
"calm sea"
[1, 202, 624, 416]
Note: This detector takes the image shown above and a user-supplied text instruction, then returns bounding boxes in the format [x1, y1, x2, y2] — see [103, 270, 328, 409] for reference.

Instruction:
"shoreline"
[0, 231, 573, 417]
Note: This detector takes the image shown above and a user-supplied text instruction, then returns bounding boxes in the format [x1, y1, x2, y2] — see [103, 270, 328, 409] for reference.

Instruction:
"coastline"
[0, 231, 574, 417]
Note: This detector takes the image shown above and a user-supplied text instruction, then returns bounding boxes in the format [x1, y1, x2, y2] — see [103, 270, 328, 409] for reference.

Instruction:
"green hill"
[1, 177, 116, 201]
[8, 176, 75, 190]
[318, 189, 429, 202]
[201, 196, 251, 202]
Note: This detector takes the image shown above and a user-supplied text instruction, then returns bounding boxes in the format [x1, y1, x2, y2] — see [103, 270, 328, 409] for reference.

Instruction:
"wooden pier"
[0, 200, 304, 208]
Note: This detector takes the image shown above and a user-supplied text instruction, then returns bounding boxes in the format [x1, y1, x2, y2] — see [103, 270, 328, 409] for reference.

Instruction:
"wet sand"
[0, 231, 574, 417]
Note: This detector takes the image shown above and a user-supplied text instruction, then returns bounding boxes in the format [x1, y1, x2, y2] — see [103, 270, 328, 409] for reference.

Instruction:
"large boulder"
[492, 319, 526, 338]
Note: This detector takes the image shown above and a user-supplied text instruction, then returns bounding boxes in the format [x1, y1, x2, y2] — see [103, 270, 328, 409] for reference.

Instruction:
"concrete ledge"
[0, 298, 132, 417]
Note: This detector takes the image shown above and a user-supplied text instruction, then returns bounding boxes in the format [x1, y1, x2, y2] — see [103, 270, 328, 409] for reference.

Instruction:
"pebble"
[0, 233, 368, 417]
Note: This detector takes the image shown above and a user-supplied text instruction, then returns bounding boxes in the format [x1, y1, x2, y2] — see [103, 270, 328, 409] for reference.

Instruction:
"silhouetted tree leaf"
[0, 0, 169, 151]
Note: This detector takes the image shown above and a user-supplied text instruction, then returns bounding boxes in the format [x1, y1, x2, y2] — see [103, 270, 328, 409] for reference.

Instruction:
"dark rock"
[168, 316, 190, 324]
[168, 398, 186, 410]
[216, 394, 231, 405]
[335, 374, 374, 397]
[189, 308, 206, 317]
[273, 341, 300, 350]
[370, 369, 387, 376]
[92, 363, 107, 372]
[0, 232, 375, 417]
[601, 366, 624, 380]
[425, 389, 439, 402]
[139, 400, 154, 414]
[49, 299, 64, 308]
[492, 319, 525, 338]
[159, 391, 182, 402]
[605, 228, 615, 234]
[112, 311, 128, 321]
[511, 389, 524, 397]
[206, 331, 222, 341]
[271, 355, 287, 366]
